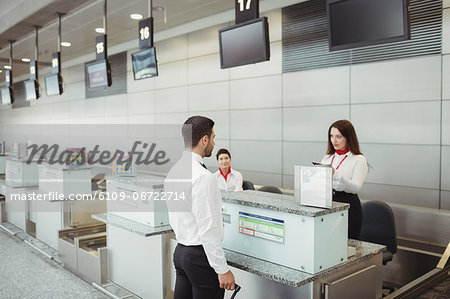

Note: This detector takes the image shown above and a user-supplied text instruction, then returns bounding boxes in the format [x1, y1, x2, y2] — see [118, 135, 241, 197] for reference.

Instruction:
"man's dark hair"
[182, 116, 215, 148]
[216, 148, 231, 160]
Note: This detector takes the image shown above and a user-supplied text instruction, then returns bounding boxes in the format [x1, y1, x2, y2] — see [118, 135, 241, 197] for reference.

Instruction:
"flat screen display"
[327, 0, 410, 51]
[1, 87, 12, 104]
[25, 80, 39, 101]
[86, 60, 112, 88]
[45, 73, 63, 96]
[219, 17, 270, 69]
[131, 47, 158, 80]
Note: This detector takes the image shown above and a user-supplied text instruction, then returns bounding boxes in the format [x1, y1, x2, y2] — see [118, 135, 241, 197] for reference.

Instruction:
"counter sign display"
[238, 211, 284, 243]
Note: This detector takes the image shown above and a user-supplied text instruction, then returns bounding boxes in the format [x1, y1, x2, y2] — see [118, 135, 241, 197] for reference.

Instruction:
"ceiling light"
[4, 65, 11, 70]
[95, 27, 105, 34]
[0, 70, 2, 73]
[21, 58, 31, 62]
[61, 41, 71, 47]
[130, 13, 143, 20]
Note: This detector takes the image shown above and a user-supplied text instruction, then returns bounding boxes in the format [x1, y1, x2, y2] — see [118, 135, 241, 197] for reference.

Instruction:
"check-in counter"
[5, 158, 39, 188]
[4, 184, 38, 232]
[77, 232, 108, 285]
[0, 154, 6, 174]
[220, 190, 384, 299]
[92, 213, 174, 299]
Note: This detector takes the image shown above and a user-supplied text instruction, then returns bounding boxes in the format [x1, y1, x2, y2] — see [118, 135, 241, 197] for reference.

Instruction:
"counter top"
[92, 213, 173, 237]
[222, 190, 349, 217]
[225, 239, 385, 288]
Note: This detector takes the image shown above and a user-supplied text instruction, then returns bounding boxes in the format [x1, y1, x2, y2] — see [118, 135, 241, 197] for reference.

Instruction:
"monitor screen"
[327, 0, 410, 51]
[219, 17, 270, 69]
[86, 60, 112, 88]
[1, 87, 13, 104]
[45, 73, 63, 96]
[25, 80, 39, 101]
[131, 47, 158, 80]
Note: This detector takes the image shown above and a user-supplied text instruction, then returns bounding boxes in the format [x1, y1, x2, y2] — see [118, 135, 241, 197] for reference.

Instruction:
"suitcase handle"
[230, 283, 241, 299]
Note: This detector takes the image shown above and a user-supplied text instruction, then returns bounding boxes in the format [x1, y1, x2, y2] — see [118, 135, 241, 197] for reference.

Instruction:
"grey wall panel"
[442, 56, 450, 100]
[282, 0, 442, 72]
[155, 87, 188, 113]
[188, 110, 230, 140]
[442, 146, 450, 190]
[230, 109, 282, 141]
[282, 141, 327, 175]
[359, 183, 440, 209]
[351, 56, 441, 104]
[351, 101, 441, 145]
[363, 144, 440, 189]
[188, 82, 229, 111]
[283, 174, 295, 190]
[283, 105, 349, 142]
[230, 75, 282, 109]
[128, 91, 156, 115]
[442, 191, 450, 210]
[230, 140, 282, 174]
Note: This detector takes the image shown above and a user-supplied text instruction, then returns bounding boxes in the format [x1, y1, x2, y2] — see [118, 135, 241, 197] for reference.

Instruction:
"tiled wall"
[0, 7, 449, 210]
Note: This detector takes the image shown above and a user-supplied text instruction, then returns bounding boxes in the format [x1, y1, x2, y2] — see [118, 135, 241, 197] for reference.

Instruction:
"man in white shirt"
[165, 116, 235, 299]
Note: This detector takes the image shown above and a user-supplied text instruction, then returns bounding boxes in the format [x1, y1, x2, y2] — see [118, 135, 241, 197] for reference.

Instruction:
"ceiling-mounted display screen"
[86, 59, 112, 88]
[219, 17, 270, 69]
[45, 73, 63, 96]
[1, 87, 13, 104]
[25, 80, 40, 101]
[131, 47, 158, 80]
[326, 0, 410, 51]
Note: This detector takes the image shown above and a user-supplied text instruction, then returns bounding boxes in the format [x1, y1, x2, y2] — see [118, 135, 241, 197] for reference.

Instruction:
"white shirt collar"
[184, 151, 204, 164]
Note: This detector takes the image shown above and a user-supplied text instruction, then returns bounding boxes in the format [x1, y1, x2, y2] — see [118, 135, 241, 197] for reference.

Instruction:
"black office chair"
[360, 200, 398, 265]
[258, 185, 282, 194]
[242, 180, 255, 190]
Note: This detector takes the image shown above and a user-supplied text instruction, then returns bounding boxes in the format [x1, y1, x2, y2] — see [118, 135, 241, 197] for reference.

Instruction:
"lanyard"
[331, 154, 348, 170]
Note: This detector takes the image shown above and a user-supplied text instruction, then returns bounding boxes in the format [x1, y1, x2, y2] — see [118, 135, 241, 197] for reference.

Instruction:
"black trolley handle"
[230, 283, 241, 299]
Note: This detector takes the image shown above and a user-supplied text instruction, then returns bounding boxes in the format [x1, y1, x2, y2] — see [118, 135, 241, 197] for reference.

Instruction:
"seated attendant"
[214, 148, 243, 193]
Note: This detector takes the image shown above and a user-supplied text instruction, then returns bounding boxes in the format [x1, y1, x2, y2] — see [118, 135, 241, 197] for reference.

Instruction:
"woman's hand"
[332, 167, 335, 175]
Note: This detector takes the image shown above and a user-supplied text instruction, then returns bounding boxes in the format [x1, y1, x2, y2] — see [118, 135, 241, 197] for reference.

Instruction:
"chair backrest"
[242, 180, 255, 190]
[360, 200, 398, 255]
[258, 185, 282, 194]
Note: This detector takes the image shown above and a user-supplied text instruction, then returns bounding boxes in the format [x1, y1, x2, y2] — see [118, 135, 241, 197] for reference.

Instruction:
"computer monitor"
[86, 59, 112, 88]
[1, 87, 14, 104]
[131, 47, 158, 80]
[219, 17, 270, 69]
[326, 0, 410, 51]
[45, 73, 63, 96]
[25, 80, 40, 101]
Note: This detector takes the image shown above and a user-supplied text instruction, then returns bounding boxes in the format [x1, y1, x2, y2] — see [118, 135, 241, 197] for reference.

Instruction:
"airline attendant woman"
[215, 149, 243, 193]
[321, 120, 368, 240]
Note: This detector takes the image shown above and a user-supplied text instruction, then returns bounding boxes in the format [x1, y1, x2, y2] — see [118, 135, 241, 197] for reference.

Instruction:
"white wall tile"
[239, 170, 282, 188]
[67, 81, 86, 101]
[64, 64, 85, 84]
[363, 144, 440, 189]
[188, 82, 229, 111]
[360, 183, 440, 209]
[442, 191, 450, 210]
[127, 70, 156, 93]
[442, 146, 450, 190]
[444, 9, 450, 54]
[282, 141, 328, 175]
[155, 35, 188, 64]
[155, 87, 188, 113]
[84, 97, 105, 118]
[230, 140, 282, 174]
[154, 60, 188, 89]
[188, 110, 230, 140]
[230, 75, 282, 109]
[263, 9, 282, 43]
[443, 100, 450, 145]
[282, 175, 294, 190]
[188, 25, 223, 58]
[154, 112, 188, 125]
[283, 105, 349, 142]
[128, 91, 155, 115]
[188, 54, 229, 84]
[442, 56, 450, 100]
[104, 94, 128, 116]
[230, 108, 282, 141]
[351, 56, 441, 103]
[351, 101, 441, 145]
[128, 114, 156, 124]
[283, 66, 350, 107]
[229, 41, 282, 79]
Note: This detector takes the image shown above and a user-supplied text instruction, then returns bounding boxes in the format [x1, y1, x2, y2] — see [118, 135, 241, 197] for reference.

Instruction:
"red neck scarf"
[219, 167, 231, 181]
[335, 147, 350, 155]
